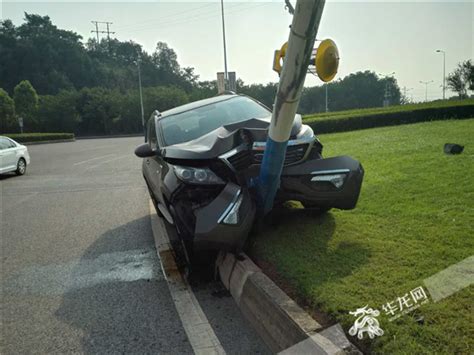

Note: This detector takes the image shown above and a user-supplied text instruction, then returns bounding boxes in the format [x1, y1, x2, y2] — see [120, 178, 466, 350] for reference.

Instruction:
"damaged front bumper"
[193, 182, 256, 252]
[279, 155, 364, 210]
[173, 155, 362, 253]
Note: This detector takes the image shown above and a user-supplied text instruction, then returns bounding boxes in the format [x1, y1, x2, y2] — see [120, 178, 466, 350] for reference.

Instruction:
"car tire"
[16, 158, 26, 175]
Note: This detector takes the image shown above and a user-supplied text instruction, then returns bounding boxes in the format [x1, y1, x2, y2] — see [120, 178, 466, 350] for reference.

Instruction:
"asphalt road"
[1, 138, 268, 354]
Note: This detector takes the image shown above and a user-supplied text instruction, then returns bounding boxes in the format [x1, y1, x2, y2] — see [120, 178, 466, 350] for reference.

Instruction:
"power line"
[122, 3, 267, 34]
[126, 3, 246, 33]
[419, 80, 434, 102]
[91, 21, 115, 42]
[116, 3, 216, 30]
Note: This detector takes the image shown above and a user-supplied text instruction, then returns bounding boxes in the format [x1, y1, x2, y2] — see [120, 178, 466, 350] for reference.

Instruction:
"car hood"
[161, 114, 302, 160]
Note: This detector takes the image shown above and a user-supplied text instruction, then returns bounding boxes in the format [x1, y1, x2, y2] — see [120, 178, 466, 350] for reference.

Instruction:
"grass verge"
[251, 119, 474, 354]
[4, 133, 75, 143]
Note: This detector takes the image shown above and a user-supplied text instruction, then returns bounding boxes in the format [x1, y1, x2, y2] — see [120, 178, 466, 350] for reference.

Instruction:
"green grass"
[303, 99, 474, 123]
[252, 119, 474, 354]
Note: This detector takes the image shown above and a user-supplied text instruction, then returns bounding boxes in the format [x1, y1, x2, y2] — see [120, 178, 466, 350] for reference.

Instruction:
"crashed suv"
[135, 94, 363, 259]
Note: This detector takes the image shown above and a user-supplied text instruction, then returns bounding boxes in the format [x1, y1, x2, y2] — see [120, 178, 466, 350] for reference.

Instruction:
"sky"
[2, 1, 473, 101]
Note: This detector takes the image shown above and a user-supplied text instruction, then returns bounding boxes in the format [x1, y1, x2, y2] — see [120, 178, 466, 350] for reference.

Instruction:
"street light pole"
[220, 0, 229, 89]
[419, 80, 433, 102]
[137, 53, 145, 137]
[436, 49, 446, 100]
[257, 0, 325, 214]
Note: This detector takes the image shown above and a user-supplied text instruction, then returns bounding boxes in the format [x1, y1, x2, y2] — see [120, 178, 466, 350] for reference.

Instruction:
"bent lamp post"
[257, 0, 326, 214]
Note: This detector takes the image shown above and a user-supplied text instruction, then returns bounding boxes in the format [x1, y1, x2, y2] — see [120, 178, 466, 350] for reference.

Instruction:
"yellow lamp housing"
[315, 39, 340, 82]
[272, 42, 288, 75]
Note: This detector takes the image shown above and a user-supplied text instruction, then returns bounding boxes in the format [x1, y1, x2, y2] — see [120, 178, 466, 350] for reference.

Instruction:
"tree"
[237, 81, 278, 108]
[35, 91, 80, 133]
[76, 87, 121, 135]
[0, 88, 15, 131]
[447, 60, 473, 98]
[1, 14, 91, 94]
[298, 71, 401, 114]
[13, 80, 38, 131]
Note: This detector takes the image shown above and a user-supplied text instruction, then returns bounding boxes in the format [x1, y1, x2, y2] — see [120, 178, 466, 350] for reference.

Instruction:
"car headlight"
[174, 166, 224, 185]
[222, 192, 244, 224]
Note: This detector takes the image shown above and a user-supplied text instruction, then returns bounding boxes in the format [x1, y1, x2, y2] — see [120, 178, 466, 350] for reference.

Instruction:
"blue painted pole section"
[257, 138, 288, 214]
[256, 0, 325, 215]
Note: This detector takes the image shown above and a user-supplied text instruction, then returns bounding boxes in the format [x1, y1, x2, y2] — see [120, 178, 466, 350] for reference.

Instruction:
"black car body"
[136, 94, 363, 255]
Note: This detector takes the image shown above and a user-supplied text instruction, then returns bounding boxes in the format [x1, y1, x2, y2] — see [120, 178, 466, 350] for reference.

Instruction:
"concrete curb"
[149, 200, 226, 355]
[216, 252, 361, 354]
[21, 138, 76, 145]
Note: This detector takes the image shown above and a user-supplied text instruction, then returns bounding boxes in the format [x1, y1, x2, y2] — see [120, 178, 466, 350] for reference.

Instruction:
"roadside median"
[5, 133, 75, 145]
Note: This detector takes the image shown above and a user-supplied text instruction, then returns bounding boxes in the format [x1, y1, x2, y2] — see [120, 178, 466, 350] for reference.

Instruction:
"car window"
[159, 96, 270, 146]
[0, 138, 15, 150]
[6, 138, 17, 148]
[147, 118, 158, 150]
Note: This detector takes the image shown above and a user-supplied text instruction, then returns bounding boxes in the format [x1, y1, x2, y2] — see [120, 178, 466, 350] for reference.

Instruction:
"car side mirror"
[134, 143, 156, 158]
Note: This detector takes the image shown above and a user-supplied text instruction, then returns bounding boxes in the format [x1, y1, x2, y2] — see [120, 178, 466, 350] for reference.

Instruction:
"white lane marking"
[278, 331, 343, 355]
[149, 200, 226, 355]
[424, 255, 474, 302]
[73, 154, 115, 166]
[3, 248, 162, 296]
[85, 154, 131, 170]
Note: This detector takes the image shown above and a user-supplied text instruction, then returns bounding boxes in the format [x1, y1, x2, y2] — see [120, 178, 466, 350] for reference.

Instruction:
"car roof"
[160, 94, 238, 119]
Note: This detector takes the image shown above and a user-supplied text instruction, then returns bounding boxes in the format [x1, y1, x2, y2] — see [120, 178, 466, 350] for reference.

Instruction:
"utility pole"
[420, 80, 433, 102]
[91, 21, 115, 45]
[105, 22, 113, 40]
[379, 72, 395, 107]
[257, 0, 325, 214]
[91, 21, 100, 43]
[220, 0, 229, 89]
[136, 53, 145, 137]
[402, 86, 413, 104]
[436, 49, 446, 100]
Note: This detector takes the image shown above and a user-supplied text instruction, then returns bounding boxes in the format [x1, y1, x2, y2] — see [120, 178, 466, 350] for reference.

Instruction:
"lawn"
[251, 119, 474, 354]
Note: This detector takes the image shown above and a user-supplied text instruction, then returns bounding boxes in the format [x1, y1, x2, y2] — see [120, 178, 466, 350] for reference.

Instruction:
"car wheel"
[16, 158, 26, 175]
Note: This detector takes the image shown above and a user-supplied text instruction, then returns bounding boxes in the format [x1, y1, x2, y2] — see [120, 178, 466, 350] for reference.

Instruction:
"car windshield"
[159, 96, 270, 146]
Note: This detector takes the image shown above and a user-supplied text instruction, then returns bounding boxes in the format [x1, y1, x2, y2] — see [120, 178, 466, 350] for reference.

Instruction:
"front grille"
[223, 143, 309, 172]
[227, 149, 253, 171]
[253, 144, 309, 165]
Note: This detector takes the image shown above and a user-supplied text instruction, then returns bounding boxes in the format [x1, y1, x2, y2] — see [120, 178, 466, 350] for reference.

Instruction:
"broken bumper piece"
[279, 155, 364, 210]
[193, 182, 256, 252]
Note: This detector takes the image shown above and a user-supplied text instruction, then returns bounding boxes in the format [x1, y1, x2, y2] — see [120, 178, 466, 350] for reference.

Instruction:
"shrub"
[305, 101, 474, 134]
[6, 133, 74, 143]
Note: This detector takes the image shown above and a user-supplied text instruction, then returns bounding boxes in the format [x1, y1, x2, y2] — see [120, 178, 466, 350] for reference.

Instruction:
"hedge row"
[306, 104, 474, 134]
[5, 133, 75, 143]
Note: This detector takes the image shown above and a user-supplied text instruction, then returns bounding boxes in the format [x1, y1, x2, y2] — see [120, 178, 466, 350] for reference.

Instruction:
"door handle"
[146, 159, 150, 165]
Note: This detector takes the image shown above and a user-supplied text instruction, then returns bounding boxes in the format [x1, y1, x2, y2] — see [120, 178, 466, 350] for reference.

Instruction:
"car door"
[0, 138, 17, 173]
[144, 118, 164, 202]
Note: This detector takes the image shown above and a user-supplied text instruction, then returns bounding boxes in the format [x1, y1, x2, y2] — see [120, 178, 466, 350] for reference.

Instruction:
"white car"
[0, 136, 31, 175]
